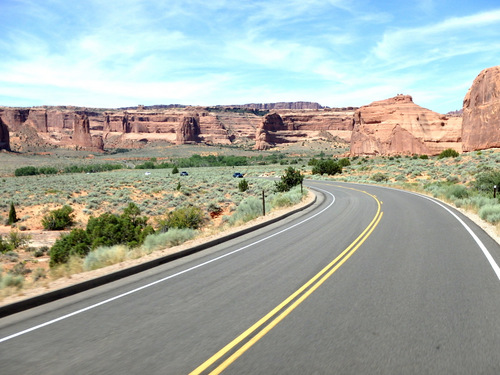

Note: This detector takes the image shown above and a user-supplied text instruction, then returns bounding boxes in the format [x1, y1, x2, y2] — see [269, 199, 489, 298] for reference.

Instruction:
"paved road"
[1, 181, 499, 374]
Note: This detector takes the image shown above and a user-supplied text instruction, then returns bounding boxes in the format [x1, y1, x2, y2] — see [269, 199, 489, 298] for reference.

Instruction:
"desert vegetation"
[1, 143, 499, 302]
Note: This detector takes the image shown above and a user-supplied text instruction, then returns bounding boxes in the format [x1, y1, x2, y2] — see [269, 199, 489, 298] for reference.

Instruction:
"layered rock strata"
[350, 95, 462, 156]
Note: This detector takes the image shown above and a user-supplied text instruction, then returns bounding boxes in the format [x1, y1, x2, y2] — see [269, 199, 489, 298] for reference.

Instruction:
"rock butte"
[1, 65, 499, 155]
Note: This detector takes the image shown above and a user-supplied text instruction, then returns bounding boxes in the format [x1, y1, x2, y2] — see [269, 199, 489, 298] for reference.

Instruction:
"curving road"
[0, 181, 499, 374]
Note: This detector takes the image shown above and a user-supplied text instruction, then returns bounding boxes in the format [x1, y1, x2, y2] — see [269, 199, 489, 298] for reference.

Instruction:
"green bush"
[14, 166, 38, 176]
[338, 158, 351, 167]
[438, 148, 460, 159]
[50, 229, 92, 267]
[42, 205, 75, 230]
[312, 160, 342, 176]
[49, 203, 153, 266]
[473, 170, 500, 194]
[275, 167, 304, 192]
[162, 206, 204, 230]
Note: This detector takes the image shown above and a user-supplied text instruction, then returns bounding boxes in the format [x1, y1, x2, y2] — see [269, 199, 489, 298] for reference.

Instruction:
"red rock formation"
[462, 66, 500, 151]
[254, 113, 286, 150]
[0, 108, 29, 131]
[27, 109, 48, 132]
[176, 115, 200, 144]
[0, 117, 10, 151]
[350, 95, 462, 156]
[73, 114, 104, 152]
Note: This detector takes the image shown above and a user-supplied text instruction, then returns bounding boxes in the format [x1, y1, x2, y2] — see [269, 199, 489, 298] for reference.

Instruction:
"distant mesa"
[1, 69, 500, 156]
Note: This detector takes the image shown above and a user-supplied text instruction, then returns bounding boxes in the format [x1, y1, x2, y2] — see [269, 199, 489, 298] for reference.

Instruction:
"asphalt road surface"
[1, 181, 499, 374]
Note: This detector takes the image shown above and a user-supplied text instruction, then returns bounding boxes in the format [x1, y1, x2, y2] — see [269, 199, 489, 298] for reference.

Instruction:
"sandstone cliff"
[462, 66, 500, 152]
[350, 95, 462, 156]
[254, 109, 355, 150]
[0, 117, 10, 151]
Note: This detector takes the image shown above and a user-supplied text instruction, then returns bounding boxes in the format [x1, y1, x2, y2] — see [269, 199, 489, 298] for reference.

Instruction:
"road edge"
[0, 189, 319, 318]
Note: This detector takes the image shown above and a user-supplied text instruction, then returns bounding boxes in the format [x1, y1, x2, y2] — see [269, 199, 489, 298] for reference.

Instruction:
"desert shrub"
[161, 206, 204, 230]
[11, 261, 31, 276]
[32, 267, 47, 281]
[372, 172, 389, 182]
[473, 170, 500, 194]
[8, 230, 31, 249]
[14, 166, 38, 176]
[419, 154, 429, 159]
[0, 273, 24, 289]
[42, 205, 75, 230]
[49, 229, 92, 267]
[270, 186, 304, 209]
[479, 204, 500, 224]
[86, 205, 154, 250]
[142, 229, 197, 253]
[83, 245, 129, 271]
[338, 158, 351, 167]
[172, 166, 179, 174]
[438, 148, 459, 159]
[311, 160, 342, 176]
[444, 184, 469, 200]
[0, 235, 12, 253]
[275, 167, 304, 192]
[238, 179, 249, 192]
[229, 196, 265, 225]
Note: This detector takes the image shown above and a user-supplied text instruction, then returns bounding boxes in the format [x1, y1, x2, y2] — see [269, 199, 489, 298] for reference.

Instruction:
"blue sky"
[1, 0, 499, 113]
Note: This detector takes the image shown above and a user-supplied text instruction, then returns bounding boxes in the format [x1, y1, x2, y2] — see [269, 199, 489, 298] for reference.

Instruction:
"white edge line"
[362, 183, 500, 282]
[0, 187, 336, 344]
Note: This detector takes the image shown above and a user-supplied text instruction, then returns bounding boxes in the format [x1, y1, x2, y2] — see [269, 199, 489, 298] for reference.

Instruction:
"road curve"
[0, 181, 499, 374]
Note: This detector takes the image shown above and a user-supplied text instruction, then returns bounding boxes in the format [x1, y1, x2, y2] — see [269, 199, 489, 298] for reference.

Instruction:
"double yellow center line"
[191, 187, 383, 374]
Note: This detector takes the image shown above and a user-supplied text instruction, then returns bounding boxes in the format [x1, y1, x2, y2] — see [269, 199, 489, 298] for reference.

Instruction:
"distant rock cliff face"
[254, 109, 355, 150]
[0, 117, 10, 151]
[462, 66, 500, 151]
[350, 95, 462, 156]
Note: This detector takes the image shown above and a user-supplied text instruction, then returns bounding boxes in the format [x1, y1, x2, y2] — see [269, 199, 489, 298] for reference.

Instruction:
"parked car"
[180, 171, 189, 176]
[233, 172, 244, 178]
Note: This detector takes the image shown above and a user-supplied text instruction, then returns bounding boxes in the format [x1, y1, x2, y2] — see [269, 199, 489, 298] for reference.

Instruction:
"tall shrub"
[8, 202, 18, 225]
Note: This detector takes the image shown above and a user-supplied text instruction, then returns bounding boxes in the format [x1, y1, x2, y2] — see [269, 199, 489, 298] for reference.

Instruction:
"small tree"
[275, 167, 304, 192]
[172, 166, 179, 174]
[238, 179, 249, 192]
[8, 202, 18, 225]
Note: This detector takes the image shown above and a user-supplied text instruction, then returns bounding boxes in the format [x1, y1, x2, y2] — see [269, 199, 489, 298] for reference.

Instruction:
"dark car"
[180, 171, 189, 176]
[233, 172, 244, 178]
